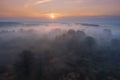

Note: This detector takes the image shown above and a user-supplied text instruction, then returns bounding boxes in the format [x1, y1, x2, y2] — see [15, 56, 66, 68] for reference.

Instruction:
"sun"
[49, 13, 56, 19]
[46, 13, 61, 19]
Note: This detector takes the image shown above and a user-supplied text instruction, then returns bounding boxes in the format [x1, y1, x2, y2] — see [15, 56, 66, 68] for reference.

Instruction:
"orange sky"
[0, 0, 120, 18]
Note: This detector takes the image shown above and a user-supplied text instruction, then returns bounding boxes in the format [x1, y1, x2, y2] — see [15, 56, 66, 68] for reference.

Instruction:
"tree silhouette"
[14, 50, 35, 80]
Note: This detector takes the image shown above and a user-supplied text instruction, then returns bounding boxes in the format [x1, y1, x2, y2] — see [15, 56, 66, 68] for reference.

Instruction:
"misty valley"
[0, 22, 120, 80]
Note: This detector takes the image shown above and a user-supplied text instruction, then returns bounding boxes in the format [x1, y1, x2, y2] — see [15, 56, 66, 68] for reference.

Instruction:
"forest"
[0, 28, 120, 80]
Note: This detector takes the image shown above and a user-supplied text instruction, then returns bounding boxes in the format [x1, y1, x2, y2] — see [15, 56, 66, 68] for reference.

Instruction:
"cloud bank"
[24, 0, 52, 8]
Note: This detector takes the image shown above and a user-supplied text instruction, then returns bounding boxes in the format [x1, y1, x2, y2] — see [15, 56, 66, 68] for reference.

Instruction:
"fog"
[0, 23, 120, 63]
[0, 22, 120, 80]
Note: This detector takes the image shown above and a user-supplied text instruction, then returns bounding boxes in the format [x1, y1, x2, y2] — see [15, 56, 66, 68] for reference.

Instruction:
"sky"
[0, 0, 120, 18]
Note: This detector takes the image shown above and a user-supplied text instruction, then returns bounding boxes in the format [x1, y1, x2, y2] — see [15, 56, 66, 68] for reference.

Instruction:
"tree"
[14, 50, 35, 80]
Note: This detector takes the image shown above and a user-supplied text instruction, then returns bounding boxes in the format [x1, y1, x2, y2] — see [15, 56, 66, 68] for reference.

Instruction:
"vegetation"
[0, 29, 120, 80]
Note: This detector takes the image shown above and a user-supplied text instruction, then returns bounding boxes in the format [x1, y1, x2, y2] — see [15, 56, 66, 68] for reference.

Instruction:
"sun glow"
[50, 13, 56, 19]
[46, 13, 62, 19]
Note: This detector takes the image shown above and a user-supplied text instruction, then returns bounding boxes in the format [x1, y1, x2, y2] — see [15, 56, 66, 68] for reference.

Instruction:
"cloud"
[34, 0, 51, 5]
[24, 0, 51, 8]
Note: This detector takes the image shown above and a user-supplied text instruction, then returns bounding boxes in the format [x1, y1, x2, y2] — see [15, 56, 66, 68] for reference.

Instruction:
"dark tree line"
[0, 29, 120, 80]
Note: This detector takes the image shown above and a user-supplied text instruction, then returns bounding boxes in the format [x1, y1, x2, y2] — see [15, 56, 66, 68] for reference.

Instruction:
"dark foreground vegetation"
[0, 29, 120, 80]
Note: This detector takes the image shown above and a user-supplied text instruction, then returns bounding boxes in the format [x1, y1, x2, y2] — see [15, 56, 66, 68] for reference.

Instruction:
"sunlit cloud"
[24, 0, 52, 8]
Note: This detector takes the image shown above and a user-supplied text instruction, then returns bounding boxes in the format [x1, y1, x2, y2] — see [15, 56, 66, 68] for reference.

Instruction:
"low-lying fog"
[0, 22, 120, 80]
[0, 23, 120, 63]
